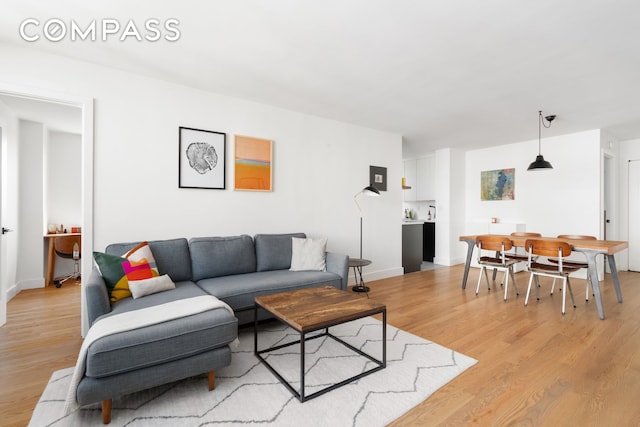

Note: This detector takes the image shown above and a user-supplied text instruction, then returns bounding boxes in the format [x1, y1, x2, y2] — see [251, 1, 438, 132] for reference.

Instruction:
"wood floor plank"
[1, 267, 639, 426]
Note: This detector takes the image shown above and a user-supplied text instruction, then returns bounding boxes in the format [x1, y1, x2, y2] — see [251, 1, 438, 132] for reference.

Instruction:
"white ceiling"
[1, 0, 640, 157]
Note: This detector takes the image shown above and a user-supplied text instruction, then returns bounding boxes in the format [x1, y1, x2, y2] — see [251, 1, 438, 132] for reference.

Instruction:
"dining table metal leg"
[462, 239, 475, 289]
[583, 251, 605, 320]
[607, 254, 623, 303]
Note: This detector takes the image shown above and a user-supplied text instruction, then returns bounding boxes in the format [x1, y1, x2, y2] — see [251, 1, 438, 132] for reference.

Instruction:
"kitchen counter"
[402, 219, 436, 224]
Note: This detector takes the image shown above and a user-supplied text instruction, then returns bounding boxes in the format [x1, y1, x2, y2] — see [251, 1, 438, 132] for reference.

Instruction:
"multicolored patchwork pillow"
[93, 241, 159, 303]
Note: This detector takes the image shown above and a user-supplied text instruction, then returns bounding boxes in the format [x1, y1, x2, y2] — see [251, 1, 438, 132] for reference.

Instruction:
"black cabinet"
[423, 222, 435, 262]
[402, 223, 423, 274]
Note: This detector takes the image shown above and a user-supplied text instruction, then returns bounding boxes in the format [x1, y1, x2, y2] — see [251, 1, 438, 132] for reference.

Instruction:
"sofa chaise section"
[81, 238, 238, 424]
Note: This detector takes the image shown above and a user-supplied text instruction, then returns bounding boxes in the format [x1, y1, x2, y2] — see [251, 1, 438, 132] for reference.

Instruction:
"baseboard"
[19, 278, 45, 290]
[6, 284, 18, 302]
[7, 278, 45, 302]
[349, 267, 403, 286]
[433, 256, 466, 266]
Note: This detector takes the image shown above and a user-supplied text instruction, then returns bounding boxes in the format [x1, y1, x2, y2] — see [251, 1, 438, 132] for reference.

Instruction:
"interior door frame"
[0, 125, 5, 327]
[0, 83, 93, 335]
[629, 160, 640, 272]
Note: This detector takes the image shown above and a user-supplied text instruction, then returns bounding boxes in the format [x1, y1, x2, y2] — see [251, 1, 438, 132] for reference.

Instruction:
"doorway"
[0, 86, 93, 334]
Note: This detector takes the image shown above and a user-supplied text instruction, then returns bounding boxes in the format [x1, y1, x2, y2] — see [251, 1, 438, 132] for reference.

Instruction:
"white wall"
[46, 130, 82, 277]
[17, 120, 45, 289]
[0, 42, 404, 286]
[465, 130, 602, 236]
[46, 130, 81, 228]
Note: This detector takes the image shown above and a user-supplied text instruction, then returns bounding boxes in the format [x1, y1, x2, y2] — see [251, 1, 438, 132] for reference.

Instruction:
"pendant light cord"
[538, 110, 553, 155]
[538, 111, 542, 155]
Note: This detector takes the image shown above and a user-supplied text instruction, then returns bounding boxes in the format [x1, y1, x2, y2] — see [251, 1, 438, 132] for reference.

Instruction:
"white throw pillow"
[290, 237, 327, 271]
[128, 274, 176, 299]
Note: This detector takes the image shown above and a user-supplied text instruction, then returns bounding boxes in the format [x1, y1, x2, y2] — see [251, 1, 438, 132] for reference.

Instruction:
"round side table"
[349, 258, 372, 293]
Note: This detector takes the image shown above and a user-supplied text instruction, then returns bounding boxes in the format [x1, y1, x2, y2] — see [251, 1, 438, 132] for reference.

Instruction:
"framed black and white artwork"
[178, 126, 226, 189]
[369, 165, 387, 192]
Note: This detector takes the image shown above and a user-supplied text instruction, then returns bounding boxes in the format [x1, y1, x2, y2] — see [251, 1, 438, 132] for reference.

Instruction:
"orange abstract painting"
[234, 135, 273, 191]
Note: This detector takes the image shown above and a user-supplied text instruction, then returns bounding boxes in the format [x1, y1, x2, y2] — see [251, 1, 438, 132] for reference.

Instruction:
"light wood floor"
[1, 267, 639, 426]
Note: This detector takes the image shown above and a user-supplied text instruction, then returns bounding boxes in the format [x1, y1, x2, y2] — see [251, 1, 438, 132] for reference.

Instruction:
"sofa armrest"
[326, 252, 349, 290]
[85, 266, 111, 326]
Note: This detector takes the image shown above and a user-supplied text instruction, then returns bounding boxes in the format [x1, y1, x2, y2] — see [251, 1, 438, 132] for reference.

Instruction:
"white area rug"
[30, 317, 476, 426]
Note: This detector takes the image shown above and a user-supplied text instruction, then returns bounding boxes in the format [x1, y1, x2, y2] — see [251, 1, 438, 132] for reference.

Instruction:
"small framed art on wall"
[178, 126, 226, 189]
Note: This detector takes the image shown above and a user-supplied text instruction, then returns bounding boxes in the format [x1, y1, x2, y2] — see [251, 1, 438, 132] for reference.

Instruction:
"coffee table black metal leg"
[255, 314, 385, 402]
[254, 305, 258, 355]
[300, 331, 306, 401]
[382, 309, 387, 367]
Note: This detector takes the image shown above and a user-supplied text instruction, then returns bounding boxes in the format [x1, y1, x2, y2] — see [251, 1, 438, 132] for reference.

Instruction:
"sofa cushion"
[94, 241, 162, 303]
[129, 274, 176, 299]
[196, 270, 342, 312]
[254, 233, 306, 272]
[86, 305, 237, 378]
[124, 242, 159, 277]
[88, 281, 237, 378]
[108, 281, 206, 314]
[290, 237, 327, 271]
[190, 235, 256, 281]
[92, 252, 134, 303]
[106, 238, 193, 282]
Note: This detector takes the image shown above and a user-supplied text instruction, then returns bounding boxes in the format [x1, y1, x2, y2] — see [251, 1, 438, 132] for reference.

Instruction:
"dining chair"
[475, 235, 519, 301]
[506, 232, 542, 262]
[491, 232, 542, 284]
[549, 235, 597, 301]
[524, 239, 582, 314]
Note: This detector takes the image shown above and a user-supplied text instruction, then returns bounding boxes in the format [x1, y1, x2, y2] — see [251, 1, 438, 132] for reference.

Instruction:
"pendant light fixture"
[527, 110, 556, 171]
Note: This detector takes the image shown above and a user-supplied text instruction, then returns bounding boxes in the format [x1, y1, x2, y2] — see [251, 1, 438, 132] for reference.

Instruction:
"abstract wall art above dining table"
[480, 168, 515, 201]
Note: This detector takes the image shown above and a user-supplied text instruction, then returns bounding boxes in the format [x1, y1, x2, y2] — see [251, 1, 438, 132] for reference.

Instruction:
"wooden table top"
[44, 232, 81, 239]
[348, 258, 372, 268]
[254, 286, 386, 333]
[459, 234, 628, 255]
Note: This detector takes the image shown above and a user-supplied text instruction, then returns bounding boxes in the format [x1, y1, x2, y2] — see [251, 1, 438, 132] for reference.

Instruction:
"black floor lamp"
[354, 185, 381, 259]
[351, 185, 380, 293]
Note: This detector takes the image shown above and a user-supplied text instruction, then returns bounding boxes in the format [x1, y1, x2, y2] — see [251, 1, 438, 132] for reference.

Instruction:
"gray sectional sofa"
[81, 232, 349, 423]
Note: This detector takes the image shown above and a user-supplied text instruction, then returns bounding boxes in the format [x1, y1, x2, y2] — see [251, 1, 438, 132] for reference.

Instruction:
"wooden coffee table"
[254, 285, 386, 402]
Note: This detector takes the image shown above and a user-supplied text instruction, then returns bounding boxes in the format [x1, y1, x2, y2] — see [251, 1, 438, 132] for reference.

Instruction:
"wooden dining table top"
[459, 234, 628, 255]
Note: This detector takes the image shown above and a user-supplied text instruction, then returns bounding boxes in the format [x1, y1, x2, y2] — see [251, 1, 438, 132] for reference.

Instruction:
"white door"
[0, 126, 6, 327]
[629, 160, 640, 271]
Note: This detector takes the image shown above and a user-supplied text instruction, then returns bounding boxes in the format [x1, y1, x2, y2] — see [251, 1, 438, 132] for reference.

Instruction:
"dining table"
[459, 234, 629, 320]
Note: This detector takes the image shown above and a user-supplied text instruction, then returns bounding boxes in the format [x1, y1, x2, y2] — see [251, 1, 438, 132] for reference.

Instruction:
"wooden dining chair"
[491, 232, 542, 284]
[475, 235, 519, 301]
[505, 232, 542, 262]
[549, 235, 597, 301]
[524, 239, 582, 314]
